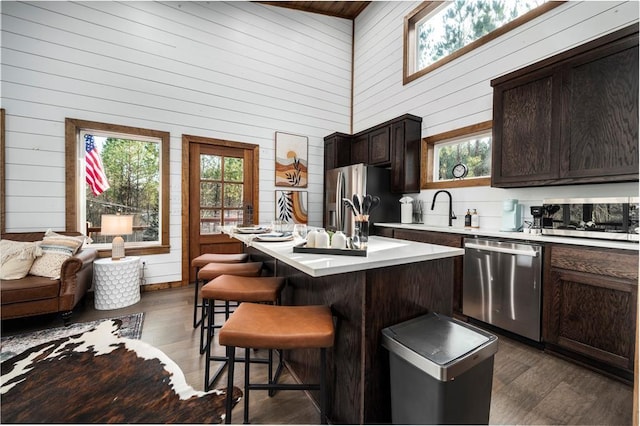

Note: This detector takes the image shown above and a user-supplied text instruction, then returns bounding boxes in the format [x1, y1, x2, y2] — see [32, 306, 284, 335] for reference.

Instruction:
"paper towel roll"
[401, 204, 413, 223]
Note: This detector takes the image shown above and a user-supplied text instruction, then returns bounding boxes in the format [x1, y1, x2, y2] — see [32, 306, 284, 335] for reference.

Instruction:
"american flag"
[85, 134, 110, 196]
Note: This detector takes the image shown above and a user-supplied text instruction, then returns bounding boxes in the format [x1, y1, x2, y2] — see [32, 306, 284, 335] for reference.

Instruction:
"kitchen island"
[226, 231, 464, 424]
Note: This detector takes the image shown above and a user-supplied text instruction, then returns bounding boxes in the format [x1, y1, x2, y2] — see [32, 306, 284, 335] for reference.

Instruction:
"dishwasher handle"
[465, 242, 539, 257]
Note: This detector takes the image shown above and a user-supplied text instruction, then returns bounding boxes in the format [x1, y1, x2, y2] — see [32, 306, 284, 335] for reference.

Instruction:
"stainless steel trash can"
[382, 312, 498, 425]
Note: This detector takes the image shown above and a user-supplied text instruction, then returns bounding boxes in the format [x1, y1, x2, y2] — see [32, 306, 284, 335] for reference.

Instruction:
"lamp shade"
[101, 215, 133, 261]
[101, 214, 133, 236]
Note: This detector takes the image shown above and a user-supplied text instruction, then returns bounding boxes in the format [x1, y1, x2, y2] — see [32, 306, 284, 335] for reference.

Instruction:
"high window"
[422, 121, 492, 189]
[404, 0, 562, 84]
[65, 118, 170, 256]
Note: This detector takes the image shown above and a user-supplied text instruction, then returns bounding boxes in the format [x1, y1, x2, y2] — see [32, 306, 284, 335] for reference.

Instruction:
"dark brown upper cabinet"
[351, 133, 369, 165]
[390, 117, 422, 193]
[367, 126, 391, 166]
[324, 114, 422, 194]
[491, 24, 638, 188]
[324, 132, 351, 170]
[492, 67, 560, 185]
[351, 125, 395, 167]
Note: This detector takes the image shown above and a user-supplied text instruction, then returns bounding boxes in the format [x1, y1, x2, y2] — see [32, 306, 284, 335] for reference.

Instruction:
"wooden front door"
[187, 137, 258, 283]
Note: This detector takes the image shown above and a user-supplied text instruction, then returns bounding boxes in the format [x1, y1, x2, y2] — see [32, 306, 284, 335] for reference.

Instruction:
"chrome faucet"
[431, 190, 456, 226]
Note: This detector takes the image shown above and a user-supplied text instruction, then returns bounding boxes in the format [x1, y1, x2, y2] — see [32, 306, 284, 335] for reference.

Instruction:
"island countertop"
[224, 227, 461, 424]
[226, 232, 464, 277]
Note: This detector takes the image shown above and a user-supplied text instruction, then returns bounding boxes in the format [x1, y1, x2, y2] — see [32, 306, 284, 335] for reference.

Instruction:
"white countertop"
[225, 231, 464, 277]
[376, 223, 640, 251]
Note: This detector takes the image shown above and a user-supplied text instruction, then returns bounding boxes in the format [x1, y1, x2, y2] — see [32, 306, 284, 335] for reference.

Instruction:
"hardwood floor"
[1, 285, 633, 425]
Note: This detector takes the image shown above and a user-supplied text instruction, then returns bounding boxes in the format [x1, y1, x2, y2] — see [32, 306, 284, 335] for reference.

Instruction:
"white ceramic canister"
[315, 228, 330, 248]
[331, 231, 347, 249]
[399, 196, 413, 224]
[306, 229, 318, 248]
[401, 203, 413, 224]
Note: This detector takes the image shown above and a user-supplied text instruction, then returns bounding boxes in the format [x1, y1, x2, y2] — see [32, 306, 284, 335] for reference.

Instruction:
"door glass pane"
[224, 183, 243, 208]
[224, 209, 244, 227]
[200, 209, 220, 234]
[224, 157, 243, 181]
[201, 154, 221, 179]
[199, 151, 246, 234]
[200, 182, 222, 208]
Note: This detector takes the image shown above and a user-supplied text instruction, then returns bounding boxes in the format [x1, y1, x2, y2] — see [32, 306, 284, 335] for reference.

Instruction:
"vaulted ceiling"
[257, 1, 371, 20]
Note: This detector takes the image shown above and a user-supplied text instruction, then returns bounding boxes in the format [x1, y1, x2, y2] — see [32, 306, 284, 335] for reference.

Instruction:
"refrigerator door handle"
[336, 171, 344, 232]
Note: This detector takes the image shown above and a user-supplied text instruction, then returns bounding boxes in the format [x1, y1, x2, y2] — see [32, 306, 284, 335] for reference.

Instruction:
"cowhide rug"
[1, 320, 242, 423]
[1, 313, 145, 362]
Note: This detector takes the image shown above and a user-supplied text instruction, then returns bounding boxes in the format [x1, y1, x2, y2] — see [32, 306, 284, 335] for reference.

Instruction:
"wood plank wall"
[1, 1, 638, 284]
[352, 1, 639, 229]
[1, 1, 352, 285]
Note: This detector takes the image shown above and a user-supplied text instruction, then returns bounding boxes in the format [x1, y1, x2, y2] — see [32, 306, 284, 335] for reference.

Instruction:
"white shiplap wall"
[353, 1, 640, 228]
[1, 1, 352, 285]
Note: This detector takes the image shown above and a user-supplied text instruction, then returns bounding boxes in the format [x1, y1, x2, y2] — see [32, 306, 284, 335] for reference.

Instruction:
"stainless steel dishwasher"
[462, 238, 542, 341]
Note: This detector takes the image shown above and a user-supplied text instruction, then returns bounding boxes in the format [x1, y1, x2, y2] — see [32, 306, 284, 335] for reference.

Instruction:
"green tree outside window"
[418, 0, 547, 70]
[86, 138, 160, 242]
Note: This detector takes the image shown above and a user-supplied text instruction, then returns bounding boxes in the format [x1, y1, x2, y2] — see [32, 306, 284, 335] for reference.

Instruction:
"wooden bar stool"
[191, 253, 249, 329]
[201, 275, 285, 391]
[219, 302, 335, 424]
[196, 261, 263, 353]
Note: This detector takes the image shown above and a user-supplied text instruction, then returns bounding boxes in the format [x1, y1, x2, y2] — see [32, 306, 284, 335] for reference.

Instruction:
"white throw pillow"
[0, 240, 41, 280]
[29, 233, 85, 279]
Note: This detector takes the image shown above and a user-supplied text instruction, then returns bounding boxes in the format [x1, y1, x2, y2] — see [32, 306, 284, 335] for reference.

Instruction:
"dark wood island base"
[248, 246, 454, 424]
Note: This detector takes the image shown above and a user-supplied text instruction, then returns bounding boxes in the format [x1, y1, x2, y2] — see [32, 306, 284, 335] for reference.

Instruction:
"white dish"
[235, 227, 269, 234]
[255, 234, 294, 242]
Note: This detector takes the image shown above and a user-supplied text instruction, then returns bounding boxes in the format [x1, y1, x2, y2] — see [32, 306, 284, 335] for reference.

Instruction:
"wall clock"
[452, 163, 468, 179]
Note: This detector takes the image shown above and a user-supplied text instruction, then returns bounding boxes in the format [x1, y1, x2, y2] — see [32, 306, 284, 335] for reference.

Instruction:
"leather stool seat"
[201, 275, 284, 304]
[190, 253, 250, 332]
[195, 261, 263, 354]
[219, 302, 334, 424]
[201, 275, 284, 390]
[219, 303, 334, 349]
[198, 261, 263, 281]
[191, 253, 249, 268]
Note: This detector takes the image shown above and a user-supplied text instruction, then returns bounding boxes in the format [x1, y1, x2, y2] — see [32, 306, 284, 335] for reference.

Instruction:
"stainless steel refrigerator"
[324, 163, 400, 236]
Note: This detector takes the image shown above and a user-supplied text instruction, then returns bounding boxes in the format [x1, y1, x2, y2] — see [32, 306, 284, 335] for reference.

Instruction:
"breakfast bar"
[227, 231, 464, 424]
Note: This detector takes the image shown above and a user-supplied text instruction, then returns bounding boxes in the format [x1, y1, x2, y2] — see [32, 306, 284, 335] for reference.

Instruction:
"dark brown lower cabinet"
[543, 244, 638, 382]
[372, 225, 394, 238]
[391, 229, 464, 314]
[379, 227, 637, 381]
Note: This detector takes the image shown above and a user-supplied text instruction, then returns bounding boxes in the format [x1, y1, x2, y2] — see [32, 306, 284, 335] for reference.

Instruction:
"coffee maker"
[530, 206, 544, 230]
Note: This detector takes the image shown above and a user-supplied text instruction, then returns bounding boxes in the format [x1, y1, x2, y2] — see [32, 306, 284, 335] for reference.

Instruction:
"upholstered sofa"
[1, 231, 97, 325]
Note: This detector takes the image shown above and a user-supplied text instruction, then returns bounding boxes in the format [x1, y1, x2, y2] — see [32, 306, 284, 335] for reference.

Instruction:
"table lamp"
[101, 214, 133, 260]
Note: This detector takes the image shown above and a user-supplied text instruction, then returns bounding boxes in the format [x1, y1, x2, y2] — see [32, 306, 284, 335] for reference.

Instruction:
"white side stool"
[93, 256, 141, 310]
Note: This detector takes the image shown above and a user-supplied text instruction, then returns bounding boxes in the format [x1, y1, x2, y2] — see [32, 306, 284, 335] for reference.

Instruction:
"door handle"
[465, 242, 539, 257]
